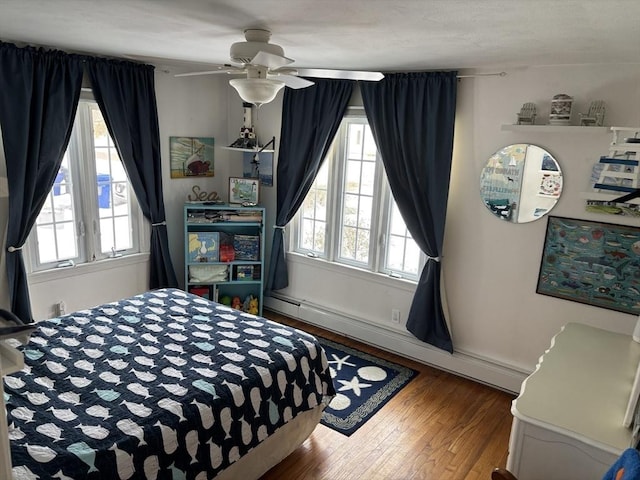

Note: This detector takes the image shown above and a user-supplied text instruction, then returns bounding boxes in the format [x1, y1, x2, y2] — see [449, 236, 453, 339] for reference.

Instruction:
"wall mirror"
[480, 144, 563, 223]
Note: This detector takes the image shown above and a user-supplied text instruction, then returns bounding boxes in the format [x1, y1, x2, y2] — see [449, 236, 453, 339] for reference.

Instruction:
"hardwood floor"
[260, 310, 516, 480]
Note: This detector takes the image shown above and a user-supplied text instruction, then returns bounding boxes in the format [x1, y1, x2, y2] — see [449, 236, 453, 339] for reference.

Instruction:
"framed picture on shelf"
[229, 177, 259, 205]
[169, 136, 214, 178]
[242, 151, 273, 186]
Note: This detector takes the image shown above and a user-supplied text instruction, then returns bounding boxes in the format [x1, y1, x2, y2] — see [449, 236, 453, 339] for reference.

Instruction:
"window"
[294, 113, 423, 280]
[28, 100, 141, 271]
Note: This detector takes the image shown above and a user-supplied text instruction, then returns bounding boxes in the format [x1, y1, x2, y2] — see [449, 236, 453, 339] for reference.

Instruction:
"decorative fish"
[270, 327, 294, 337]
[34, 377, 56, 390]
[191, 399, 214, 429]
[245, 338, 270, 348]
[161, 367, 186, 381]
[64, 325, 82, 335]
[74, 359, 96, 374]
[190, 367, 217, 378]
[221, 363, 248, 380]
[121, 400, 153, 418]
[44, 360, 67, 374]
[8, 424, 25, 440]
[85, 405, 111, 420]
[158, 398, 186, 421]
[99, 371, 122, 385]
[250, 387, 262, 418]
[76, 423, 110, 440]
[110, 345, 130, 355]
[130, 369, 157, 382]
[24, 349, 45, 361]
[143, 455, 159, 480]
[59, 337, 81, 347]
[99, 307, 119, 316]
[169, 306, 187, 315]
[163, 355, 187, 367]
[117, 418, 147, 446]
[268, 398, 280, 425]
[186, 430, 199, 464]
[244, 328, 265, 337]
[58, 391, 81, 406]
[192, 331, 212, 341]
[109, 443, 135, 480]
[67, 442, 98, 473]
[114, 334, 136, 344]
[273, 336, 295, 350]
[36, 422, 64, 441]
[219, 407, 232, 439]
[92, 324, 113, 335]
[192, 321, 213, 331]
[39, 326, 58, 337]
[277, 370, 288, 398]
[168, 322, 186, 331]
[50, 347, 72, 360]
[48, 407, 78, 422]
[137, 343, 160, 355]
[248, 349, 274, 364]
[143, 314, 163, 323]
[29, 336, 49, 346]
[167, 332, 188, 342]
[250, 363, 273, 388]
[218, 330, 241, 339]
[4, 375, 26, 390]
[103, 359, 129, 370]
[277, 349, 298, 371]
[192, 341, 216, 352]
[222, 380, 245, 408]
[80, 348, 104, 359]
[292, 384, 304, 407]
[216, 320, 237, 328]
[127, 383, 152, 399]
[219, 351, 245, 362]
[26, 392, 50, 406]
[122, 312, 141, 321]
[190, 354, 214, 367]
[133, 356, 156, 368]
[242, 320, 263, 328]
[165, 343, 185, 354]
[240, 416, 253, 445]
[142, 322, 163, 333]
[154, 421, 178, 455]
[141, 333, 159, 344]
[209, 440, 223, 469]
[93, 388, 121, 402]
[11, 406, 36, 423]
[257, 424, 268, 442]
[159, 383, 188, 397]
[192, 379, 218, 398]
[218, 339, 240, 350]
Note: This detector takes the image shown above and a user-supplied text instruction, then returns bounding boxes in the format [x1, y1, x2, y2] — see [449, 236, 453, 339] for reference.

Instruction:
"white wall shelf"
[501, 124, 610, 133]
[221, 146, 274, 153]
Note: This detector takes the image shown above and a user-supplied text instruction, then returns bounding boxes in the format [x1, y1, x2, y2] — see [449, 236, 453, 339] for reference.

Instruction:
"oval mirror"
[480, 144, 563, 223]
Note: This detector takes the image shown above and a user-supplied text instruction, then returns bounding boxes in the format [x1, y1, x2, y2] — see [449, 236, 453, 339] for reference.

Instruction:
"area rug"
[318, 336, 418, 436]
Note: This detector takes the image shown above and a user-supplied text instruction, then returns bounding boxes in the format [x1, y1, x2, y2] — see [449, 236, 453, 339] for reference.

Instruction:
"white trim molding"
[265, 293, 527, 394]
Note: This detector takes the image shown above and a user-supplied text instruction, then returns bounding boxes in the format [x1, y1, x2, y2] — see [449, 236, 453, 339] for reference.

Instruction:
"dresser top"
[512, 322, 640, 452]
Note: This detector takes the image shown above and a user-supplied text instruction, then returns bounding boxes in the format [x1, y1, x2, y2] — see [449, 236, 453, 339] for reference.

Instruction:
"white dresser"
[507, 323, 640, 480]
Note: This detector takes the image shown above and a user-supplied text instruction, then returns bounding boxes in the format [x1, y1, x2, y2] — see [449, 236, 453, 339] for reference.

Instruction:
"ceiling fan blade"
[295, 68, 384, 81]
[175, 65, 245, 78]
[251, 50, 293, 70]
[270, 74, 315, 89]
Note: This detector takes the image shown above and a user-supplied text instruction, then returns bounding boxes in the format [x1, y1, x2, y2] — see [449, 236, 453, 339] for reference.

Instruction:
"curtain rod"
[457, 72, 507, 78]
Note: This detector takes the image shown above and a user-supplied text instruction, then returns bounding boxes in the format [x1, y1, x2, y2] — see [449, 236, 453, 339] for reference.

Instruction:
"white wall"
[5, 61, 639, 391]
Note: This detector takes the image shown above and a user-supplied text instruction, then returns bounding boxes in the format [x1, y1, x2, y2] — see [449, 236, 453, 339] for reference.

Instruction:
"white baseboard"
[264, 294, 526, 394]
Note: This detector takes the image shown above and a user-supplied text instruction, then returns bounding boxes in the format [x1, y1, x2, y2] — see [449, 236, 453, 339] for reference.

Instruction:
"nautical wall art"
[536, 216, 640, 315]
[170, 136, 215, 178]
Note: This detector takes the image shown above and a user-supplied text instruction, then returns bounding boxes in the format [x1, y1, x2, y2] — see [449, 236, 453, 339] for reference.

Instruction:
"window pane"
[341, 226, 357, 259]
[342, 194, 359, 227]
[345, 160, 361, 194]
[358, 196, 372, 228]
[347, 124, 364, 159]
[35, 225, 57, 263]
[360, 161, 376, 196]
[356, 229, 370, 262]
[385, 199, 421, 277]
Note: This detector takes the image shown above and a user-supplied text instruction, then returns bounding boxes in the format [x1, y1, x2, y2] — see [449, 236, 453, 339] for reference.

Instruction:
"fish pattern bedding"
[4, 288, 335, 479]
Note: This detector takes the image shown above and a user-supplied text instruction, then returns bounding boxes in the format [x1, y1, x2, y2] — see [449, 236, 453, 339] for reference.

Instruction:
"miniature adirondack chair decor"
[579, 100, 606, 126]
[516, 103, 536, 125]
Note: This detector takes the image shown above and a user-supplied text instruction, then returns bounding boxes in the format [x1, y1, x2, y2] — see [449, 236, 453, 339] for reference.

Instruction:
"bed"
[3, 288, 336, 479]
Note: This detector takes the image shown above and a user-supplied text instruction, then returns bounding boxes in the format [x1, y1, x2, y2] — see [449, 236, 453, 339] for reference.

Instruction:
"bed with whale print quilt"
[4, 288, 336, 479]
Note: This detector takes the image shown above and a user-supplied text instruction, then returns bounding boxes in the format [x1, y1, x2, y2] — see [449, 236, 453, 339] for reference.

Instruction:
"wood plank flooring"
[260, 310, 515, 480]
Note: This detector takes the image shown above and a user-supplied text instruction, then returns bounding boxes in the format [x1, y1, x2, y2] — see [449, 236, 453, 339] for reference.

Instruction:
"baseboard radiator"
[264, 293, 526, 394]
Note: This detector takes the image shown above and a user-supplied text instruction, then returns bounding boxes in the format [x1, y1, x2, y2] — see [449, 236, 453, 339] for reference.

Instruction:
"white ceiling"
[1, 0, 640, 74]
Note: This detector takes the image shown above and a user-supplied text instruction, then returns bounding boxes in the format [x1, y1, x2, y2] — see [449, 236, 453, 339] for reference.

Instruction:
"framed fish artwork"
[536, 216, 640, 315]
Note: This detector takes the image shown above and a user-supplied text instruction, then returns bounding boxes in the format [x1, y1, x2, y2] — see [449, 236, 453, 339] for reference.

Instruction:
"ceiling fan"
[175, 28, 384, 106]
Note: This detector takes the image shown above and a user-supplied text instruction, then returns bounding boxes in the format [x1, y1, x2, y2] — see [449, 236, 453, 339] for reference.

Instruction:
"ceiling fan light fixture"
[229, 78, 284, 107]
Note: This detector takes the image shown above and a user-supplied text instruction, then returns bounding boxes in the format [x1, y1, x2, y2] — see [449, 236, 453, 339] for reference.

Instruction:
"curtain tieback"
[151, 221, 167, 227]
[7, 245, 23, 252]
[426, 255, 441, 262]
[273, 225, 285, 230]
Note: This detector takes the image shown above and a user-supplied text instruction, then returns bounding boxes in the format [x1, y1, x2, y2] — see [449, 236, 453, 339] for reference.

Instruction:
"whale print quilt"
[4, 288, 335, 479]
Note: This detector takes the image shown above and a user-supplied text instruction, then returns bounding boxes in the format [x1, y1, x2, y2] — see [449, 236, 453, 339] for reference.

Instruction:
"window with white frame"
[27, 99, 141, 271]
[294, 112, 424, 280]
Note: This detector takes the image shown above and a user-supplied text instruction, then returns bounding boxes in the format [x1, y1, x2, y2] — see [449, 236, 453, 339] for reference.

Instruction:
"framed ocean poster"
[170, 136, 215, 178]
[536, 216, 640, 315]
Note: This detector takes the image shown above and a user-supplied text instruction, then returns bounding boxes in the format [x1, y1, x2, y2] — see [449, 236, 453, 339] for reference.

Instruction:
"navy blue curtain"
[0, 42, 84, 323]
[361, 72, 457, 353]
[265, 78, 354, 293]
[87, 59, 178, 289]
